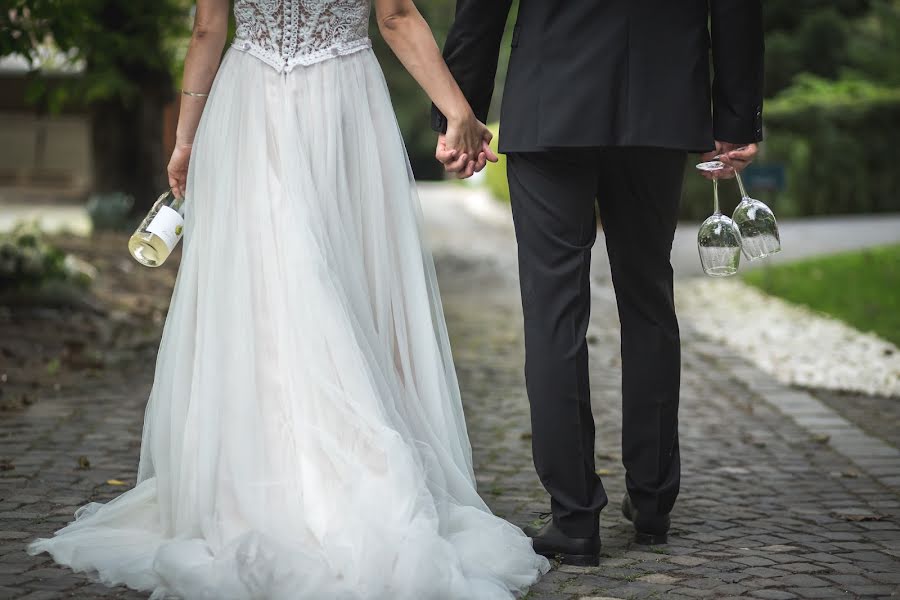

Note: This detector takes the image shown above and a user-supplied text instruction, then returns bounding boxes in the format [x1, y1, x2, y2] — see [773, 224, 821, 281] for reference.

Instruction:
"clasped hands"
[434, 111, 498, 179]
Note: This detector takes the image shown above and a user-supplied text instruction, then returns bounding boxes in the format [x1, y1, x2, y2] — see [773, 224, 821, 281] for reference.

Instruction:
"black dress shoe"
[621, 494, 670, 545]
[524, 516, 601, 566]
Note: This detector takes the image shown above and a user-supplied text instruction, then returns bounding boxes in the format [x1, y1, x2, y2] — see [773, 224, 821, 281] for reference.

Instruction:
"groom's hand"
[698, 142, 758, 181]
[436, 134, 498, 180]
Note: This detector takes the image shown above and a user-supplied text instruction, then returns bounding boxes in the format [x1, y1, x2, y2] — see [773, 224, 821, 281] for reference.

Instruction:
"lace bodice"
[232, 0, 372, 73]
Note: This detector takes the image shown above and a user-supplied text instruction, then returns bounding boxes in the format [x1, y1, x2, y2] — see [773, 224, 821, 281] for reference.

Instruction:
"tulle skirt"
[26, 45, 549, 599]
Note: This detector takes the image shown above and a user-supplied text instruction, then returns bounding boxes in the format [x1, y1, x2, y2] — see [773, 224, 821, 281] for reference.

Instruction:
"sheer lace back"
[233, 0, 372, 72]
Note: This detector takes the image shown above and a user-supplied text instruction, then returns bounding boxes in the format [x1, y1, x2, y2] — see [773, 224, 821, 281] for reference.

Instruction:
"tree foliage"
[762, 0, 900, 97]
[0, 0, 191, 111]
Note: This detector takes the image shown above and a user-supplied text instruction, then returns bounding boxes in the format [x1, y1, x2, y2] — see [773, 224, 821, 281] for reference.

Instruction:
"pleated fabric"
[26, 46, 550, 599]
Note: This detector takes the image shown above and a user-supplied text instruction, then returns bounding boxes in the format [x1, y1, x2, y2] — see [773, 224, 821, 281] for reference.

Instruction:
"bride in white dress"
[25, 0, 550, 597]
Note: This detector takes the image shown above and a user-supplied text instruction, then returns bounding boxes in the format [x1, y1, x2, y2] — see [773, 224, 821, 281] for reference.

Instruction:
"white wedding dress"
[25, 1, 550, 598]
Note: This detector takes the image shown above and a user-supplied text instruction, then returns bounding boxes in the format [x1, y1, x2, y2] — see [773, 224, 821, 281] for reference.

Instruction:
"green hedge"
[761, 76, 900, 217]
[682, 77, 900, 220]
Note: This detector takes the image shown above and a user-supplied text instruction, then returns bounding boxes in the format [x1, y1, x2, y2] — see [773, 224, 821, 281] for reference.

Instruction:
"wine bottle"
[128, 189, 185, 267]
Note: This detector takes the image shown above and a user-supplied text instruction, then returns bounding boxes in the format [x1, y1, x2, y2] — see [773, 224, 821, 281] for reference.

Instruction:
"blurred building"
[0, 48, 179, 204]
[0, 51, 91, 200]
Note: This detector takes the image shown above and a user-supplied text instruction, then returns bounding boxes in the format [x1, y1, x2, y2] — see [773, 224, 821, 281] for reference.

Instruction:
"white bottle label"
[145, 205, 184, 252]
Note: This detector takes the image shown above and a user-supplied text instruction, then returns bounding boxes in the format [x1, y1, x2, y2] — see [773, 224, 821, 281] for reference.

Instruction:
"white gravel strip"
[676, 278, 900, 397]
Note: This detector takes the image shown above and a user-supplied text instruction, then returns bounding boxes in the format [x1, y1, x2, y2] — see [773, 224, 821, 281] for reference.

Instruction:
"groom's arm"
[709, 0, 765, 144]
[430, 0, 514, 133]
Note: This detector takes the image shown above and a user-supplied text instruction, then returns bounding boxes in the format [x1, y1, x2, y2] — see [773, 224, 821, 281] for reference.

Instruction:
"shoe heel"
[634, 531, 668, 546]
[554, 552, 600, 567]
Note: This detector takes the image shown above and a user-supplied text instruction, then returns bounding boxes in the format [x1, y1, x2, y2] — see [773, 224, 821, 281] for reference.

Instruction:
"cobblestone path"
[1, 185, 898, 599]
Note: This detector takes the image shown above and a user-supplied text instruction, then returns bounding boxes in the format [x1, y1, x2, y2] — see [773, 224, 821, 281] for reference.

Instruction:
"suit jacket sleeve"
[430, 0, 514, 133]
[709, 0, 765, 144]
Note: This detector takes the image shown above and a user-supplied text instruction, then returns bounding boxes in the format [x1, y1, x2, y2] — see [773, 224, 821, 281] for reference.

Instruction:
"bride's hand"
[440, 111, 498, 179]
[167, 142, 193, 199]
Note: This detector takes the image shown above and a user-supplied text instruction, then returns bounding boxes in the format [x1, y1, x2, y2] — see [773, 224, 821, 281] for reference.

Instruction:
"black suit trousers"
[506, 147, 685, 538]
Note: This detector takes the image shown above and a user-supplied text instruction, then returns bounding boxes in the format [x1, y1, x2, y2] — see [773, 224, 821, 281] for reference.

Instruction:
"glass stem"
[713, 178, 721, 215]
[735, 170, 748, 198]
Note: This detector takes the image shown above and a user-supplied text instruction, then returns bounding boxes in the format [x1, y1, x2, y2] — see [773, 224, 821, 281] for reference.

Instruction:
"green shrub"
[0, 224, 95, 294]
[761, 76, 900, 217]
[681, 77, 900, 220]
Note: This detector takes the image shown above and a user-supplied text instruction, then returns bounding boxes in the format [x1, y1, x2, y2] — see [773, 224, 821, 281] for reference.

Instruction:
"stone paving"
[430, 188, 900, 600]
[1, 186, 899, 598]
[442, 254, 900, 600]
[812, 389, 900, 453]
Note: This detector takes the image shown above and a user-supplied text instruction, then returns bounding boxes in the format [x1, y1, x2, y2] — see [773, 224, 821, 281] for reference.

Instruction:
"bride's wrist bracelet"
[182, 89, 210, 98]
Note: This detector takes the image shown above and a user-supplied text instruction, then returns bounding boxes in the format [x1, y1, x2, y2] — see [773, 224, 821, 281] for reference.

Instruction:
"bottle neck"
[162, 190, 185, 212]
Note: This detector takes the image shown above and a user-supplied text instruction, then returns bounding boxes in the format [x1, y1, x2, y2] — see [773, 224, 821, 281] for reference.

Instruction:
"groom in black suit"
[433, 1, 764, 564]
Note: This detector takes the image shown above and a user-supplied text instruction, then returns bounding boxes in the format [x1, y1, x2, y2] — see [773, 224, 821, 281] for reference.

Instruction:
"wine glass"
[732, 171, 781, 260]
[696, 160, 742, 277]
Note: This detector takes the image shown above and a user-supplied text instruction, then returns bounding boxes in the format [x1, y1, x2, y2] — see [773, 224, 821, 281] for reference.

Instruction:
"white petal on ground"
[676, 278, 900, 397]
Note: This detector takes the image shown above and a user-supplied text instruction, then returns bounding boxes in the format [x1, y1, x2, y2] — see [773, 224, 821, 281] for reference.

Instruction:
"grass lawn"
[743, 243, 900, 347]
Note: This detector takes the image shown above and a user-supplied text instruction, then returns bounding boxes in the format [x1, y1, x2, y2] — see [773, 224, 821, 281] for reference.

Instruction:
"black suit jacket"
[431, 1, 764, 154]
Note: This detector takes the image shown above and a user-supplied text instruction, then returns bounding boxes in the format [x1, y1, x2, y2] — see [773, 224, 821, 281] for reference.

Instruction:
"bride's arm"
[167, 0, 230, 199]
[375, 0, 496, 177]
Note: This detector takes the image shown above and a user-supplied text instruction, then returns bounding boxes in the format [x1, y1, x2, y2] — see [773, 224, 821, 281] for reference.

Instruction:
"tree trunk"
[90, 83, 171, 217]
